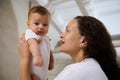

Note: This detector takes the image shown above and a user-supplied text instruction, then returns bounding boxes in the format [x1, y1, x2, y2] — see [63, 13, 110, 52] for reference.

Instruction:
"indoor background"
[0, 0, 120, 80]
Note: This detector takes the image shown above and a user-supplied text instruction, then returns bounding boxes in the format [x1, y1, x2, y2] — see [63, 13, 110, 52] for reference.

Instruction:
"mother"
[18, 16, 120, 80]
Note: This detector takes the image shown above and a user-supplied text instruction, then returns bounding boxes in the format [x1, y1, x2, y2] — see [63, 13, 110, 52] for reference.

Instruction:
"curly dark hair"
[74, 16, 120, 80]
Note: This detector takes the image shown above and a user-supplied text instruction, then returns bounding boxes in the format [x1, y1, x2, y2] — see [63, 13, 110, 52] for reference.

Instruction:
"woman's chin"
[59, 48, 62, 52]
[59, 47, 64, 52]
[59, 48, 67, 53]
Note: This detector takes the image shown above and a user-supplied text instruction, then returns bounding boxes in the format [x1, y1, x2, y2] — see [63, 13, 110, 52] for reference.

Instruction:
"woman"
[18, 16, 120, 80]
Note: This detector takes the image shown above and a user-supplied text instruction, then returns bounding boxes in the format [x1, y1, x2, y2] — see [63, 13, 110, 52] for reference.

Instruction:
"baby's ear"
[27, 21, 29, 26]
[49, 38, 51, 41]
[80, 36, 87, 48]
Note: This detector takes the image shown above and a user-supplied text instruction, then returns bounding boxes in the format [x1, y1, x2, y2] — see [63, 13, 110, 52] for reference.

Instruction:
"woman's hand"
[18, 33, 31, 62]
[18, 33, 32, 80]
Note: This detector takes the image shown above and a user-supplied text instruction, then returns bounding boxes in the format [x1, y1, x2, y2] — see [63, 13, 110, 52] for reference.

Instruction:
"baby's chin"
[37, 33, 45, 36]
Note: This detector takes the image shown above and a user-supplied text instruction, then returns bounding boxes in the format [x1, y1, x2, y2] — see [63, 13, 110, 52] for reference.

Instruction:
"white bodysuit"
[54, 58, 108, 80]
[25, 29, 51, 80]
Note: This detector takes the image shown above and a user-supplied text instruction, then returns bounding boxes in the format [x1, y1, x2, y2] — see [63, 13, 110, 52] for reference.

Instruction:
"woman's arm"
[18, 33, 31, 80]
[20, 58, 31, 80]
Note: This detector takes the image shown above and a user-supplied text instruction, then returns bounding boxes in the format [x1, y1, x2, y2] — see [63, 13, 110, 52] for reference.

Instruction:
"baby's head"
[27, 6, 50, 36]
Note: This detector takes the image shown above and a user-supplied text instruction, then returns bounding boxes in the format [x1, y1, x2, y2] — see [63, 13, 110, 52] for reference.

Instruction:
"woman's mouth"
[60, 40, 65, 45]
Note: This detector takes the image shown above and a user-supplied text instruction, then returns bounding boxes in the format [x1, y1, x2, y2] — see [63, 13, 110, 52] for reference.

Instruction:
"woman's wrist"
[20, 58, 30, 66]
[20, 58, 31, 80]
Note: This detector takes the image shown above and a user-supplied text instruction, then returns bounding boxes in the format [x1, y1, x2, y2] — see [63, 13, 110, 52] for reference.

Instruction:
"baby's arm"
[48, 50, 54, 70]
[27, 38, 43, 66]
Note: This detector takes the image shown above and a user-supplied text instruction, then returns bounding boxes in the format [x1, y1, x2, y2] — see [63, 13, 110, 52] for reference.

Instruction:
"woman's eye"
[66, 29, 68, 32]
[35, 23, 39, 25]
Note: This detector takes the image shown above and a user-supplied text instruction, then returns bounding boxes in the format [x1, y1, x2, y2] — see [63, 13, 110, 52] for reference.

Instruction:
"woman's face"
[60, 19, 83, 55]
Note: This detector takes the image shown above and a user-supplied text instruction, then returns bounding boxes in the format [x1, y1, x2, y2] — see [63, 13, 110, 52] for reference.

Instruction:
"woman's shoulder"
[63, 58, 108, 80]
[55, 58, 108, 80]
[70, 58, 103, 71]
[62, 58, 99, 73]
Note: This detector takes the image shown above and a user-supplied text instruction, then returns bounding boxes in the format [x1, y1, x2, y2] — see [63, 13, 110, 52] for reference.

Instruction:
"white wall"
[0, 0, 29, 80]
[11, 0, 29, 35]
[0, 0, 119, 80]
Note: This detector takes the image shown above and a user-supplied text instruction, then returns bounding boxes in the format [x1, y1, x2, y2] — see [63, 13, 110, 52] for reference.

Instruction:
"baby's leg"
[33, 55, 43, 66]
[31, 73, 41, 80]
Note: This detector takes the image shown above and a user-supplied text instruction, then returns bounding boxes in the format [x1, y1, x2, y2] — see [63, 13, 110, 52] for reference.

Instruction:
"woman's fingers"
[22, 33, 25, 42]
[18, 33, 31, 60]
[19, 33, 25, 41]
[18, 33, 26, 54]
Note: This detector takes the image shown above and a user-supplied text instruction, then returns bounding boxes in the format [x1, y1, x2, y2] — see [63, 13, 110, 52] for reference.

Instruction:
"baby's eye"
[43, 24, 48, 27]
[34, 22, 39, 25]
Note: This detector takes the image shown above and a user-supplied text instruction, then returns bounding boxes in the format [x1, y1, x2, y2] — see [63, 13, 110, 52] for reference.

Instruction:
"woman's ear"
[80, 36, 87, 48]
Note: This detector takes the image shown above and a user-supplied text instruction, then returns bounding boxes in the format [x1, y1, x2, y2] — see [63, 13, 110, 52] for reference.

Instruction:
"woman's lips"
[60, 40, 64, 45]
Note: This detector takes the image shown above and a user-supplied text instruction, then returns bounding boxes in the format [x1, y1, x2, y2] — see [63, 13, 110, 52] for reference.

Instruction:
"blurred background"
[0, 0, 120, 80]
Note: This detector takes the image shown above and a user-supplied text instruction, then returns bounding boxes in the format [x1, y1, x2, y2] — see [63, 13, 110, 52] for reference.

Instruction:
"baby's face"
[27, 13, 50, 36]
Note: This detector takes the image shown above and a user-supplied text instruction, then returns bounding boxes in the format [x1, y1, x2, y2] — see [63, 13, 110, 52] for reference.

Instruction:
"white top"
[54, 58, 108, 80]
[25, 29, 41, 41]
[25, 29, 51, 80]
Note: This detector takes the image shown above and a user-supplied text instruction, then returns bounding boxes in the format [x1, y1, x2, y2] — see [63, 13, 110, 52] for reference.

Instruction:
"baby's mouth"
[37, 31, 44, 35]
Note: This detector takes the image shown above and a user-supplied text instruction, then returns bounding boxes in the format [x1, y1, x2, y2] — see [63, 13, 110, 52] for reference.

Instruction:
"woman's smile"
[60, 40, 65, 46]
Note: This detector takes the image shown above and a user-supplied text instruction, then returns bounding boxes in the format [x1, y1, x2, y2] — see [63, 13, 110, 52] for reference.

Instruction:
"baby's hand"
[38, 36, 43, 43]
[38, 39, 41, 43]
[33, 56, 43, 66]
[31, 73, 41, 80]
[48, 64, 54, 70]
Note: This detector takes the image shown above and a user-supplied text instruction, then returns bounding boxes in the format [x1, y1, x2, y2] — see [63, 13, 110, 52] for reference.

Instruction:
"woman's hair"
[74, 16, 120, 80]
[28, 6, 50, 19]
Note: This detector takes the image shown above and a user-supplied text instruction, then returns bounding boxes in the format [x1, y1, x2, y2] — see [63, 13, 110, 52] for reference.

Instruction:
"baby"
[25, 6, 54, 80]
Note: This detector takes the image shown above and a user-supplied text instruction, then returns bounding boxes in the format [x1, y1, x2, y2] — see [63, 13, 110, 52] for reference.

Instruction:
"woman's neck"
[71, 50, 86, 63]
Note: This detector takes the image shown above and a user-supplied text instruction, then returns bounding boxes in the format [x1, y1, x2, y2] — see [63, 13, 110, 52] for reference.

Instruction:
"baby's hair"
[28, 6, 50, 19]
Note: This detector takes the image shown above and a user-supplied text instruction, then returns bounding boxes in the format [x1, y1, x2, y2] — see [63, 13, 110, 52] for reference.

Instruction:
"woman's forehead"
[67, 19, 78, 29]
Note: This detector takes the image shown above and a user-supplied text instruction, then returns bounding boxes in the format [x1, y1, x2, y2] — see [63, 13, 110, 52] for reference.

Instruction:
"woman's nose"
[60, 32, 64, 39]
